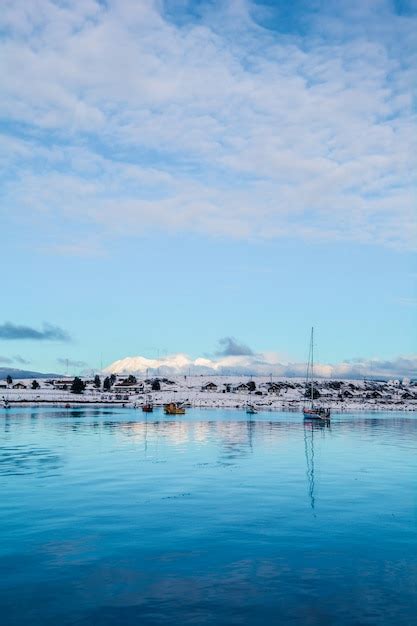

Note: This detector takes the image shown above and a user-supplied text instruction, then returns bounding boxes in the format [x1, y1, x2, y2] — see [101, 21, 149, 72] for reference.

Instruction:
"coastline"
[2, 398, 416, 412]
[2, 374, 416, 412]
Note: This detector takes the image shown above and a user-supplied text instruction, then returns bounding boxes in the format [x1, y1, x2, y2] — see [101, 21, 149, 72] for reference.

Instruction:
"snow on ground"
[1, 374, 416, 411]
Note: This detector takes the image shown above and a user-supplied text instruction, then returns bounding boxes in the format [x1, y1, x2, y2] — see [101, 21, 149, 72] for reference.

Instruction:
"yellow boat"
[164, 402, 186, 415]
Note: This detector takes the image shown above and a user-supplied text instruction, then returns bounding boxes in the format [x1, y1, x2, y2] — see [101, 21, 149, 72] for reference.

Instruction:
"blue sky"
[0, 0, 416, 377]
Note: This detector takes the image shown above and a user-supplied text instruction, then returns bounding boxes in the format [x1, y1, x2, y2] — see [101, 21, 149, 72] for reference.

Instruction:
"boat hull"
[303, 408, 330, 420]
[164, 403, 186, 415]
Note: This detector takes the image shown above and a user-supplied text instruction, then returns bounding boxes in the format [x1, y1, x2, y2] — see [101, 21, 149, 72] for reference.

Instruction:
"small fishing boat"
[246, 403, 257, 415]
[303, 327, 330, 421]
[142, 395, 153, 413]
[164, 402, 186, 415]
[2, 399, 11, 410]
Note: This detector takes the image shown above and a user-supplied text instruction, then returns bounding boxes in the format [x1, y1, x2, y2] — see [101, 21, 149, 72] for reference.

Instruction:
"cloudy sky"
[0, 0, 416, 377]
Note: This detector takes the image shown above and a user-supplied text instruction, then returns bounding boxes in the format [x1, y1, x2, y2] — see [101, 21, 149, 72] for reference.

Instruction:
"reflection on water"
[0, 443, 63, 477]
[303, 420, 331, 513]
[0, 407, 417, 625]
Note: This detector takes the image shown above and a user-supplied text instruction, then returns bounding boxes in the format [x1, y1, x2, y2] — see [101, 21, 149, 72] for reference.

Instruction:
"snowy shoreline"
[2, 374, 416, 413]
[2, 396, 417, 413]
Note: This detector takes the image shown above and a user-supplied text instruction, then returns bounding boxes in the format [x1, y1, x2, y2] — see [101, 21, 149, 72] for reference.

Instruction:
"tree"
[6, 375, 12, 385]
[94, 374, 101, 388]
[305, 384, 320, 400]
[103, 376, 111, 391]
[152, 379, 161, 391]
[247, 381, 256, 392]
[71, 377, 85, 394]
[32, 380, 40, 390]
[127, 374, 137, 384]
[110, 374, 116, 385]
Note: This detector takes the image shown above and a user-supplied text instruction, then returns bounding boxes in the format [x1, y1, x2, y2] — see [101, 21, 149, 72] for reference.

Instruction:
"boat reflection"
[303, 418, 330, 513]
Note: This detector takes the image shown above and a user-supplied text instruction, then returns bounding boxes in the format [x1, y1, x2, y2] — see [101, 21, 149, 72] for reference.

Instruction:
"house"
[234, 383, 249, 392]
[366, 391, 383, 399]
[113, 383, 144, 393]
[54, 380, 72, 390]
[202, 382, 218, 392]
[13, 382, 26, 389]
[267, 383, 281, 393]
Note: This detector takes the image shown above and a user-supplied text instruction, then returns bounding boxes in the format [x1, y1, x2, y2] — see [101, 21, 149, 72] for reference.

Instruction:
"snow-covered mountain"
[103, 353, 417, 380]
[103, 353, 261, 376]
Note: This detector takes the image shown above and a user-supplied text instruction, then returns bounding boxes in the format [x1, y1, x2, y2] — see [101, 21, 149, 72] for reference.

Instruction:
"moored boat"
[142, 394, 153, 413]
[303, 406, 330, 419]
[164, 402, 186, 415]
[302, 327, 330, 421]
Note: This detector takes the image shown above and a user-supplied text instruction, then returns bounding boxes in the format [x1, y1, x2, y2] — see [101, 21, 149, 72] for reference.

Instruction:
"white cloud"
[104, 351, 417, 380]
[1, 0, 416, 249]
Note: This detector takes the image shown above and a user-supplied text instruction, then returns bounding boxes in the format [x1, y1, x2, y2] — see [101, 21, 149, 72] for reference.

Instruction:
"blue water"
[1, 407, 416, 625]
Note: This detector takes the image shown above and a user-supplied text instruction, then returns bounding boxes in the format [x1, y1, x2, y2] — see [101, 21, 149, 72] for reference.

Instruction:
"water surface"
[1, 407, 416, 625]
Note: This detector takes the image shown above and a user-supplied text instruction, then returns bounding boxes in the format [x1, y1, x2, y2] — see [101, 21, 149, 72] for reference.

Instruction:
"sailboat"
[303, 327, 330, 420]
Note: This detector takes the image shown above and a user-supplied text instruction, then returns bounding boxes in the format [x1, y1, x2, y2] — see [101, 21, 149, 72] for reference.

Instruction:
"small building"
[202, 382, 218, 392]
[54, 380, 71, 390]
[234, 383, 249, 392]
[13, 382, 26, 389]
[113, 383, 144, 393]
[366, 391, 383, 399]
[267, 383, 281, 394]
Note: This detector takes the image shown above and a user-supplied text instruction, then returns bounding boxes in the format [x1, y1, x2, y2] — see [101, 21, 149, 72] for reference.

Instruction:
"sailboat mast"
[311, 327, 314, 405]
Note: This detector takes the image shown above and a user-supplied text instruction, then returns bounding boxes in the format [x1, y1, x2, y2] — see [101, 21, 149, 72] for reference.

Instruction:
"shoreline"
[2, 399, 416, 412]
[2, 374, 416, 413]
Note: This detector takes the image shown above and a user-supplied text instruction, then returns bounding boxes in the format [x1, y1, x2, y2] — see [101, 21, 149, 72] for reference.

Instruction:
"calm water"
[1, 407, 416, 626]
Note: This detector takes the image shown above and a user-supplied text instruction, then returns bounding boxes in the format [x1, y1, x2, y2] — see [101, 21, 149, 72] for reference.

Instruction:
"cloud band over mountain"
[104, 353, 416, 380]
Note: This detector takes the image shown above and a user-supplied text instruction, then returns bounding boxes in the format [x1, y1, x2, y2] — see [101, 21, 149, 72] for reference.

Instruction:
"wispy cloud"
[13, 355, 30, 364]
[397, 297, 417, 307]
[0, 322, 71, 341]
[0, 0, 415, 251]
[0, 354, 30, 365]
[56, 357, 87, 368]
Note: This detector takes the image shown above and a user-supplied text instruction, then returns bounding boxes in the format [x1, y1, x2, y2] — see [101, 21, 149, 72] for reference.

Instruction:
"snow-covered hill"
[104, 353, 417, 380]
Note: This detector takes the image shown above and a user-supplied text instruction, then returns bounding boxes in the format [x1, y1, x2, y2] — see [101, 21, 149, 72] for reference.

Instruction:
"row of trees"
[4, 374, 155, 394]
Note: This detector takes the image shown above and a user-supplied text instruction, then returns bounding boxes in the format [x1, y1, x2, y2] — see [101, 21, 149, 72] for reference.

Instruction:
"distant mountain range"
[104, 353, 415, 380]
[0, 367, 60, 380]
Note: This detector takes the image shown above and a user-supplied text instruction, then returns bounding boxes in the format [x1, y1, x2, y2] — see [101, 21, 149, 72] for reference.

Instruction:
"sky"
[0, 0, 416, 378]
